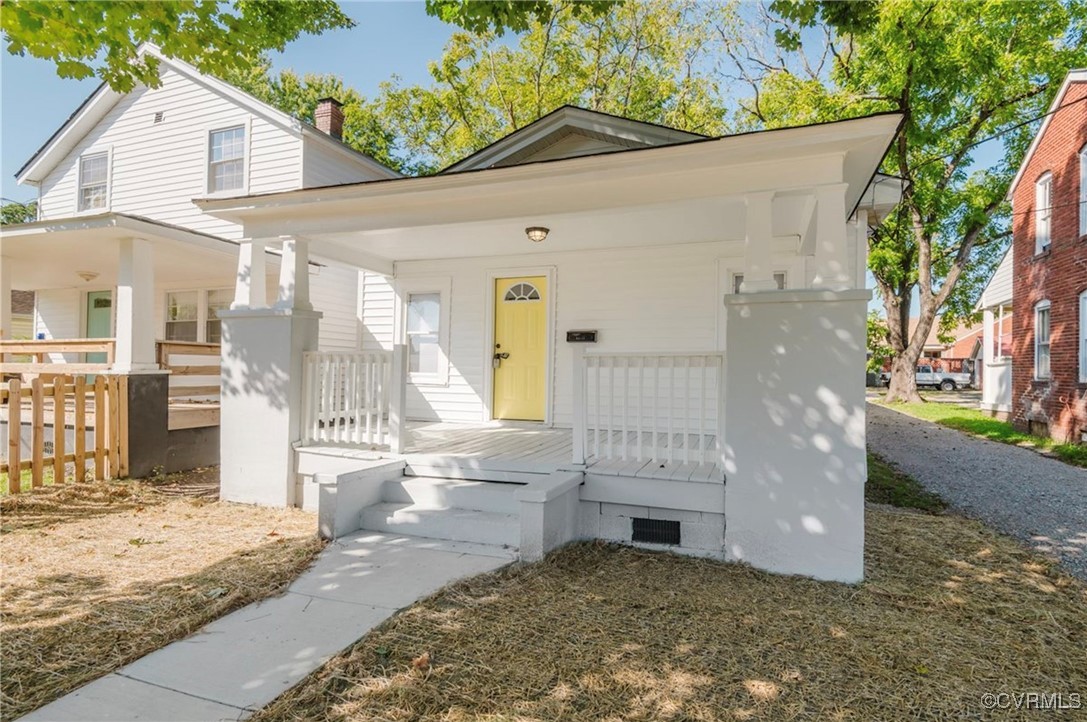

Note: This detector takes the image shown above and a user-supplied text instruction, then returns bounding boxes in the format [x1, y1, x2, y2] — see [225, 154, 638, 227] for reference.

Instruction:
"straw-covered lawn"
[254, 508, 1085, 721]
[0, 475, 323, 721]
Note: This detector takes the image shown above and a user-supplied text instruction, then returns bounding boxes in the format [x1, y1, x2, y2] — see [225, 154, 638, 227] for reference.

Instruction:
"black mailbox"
[566, 330, 598, 343]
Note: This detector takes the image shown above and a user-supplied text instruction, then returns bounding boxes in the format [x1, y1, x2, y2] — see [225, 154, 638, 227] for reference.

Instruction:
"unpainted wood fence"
[0, 375, 128, 493]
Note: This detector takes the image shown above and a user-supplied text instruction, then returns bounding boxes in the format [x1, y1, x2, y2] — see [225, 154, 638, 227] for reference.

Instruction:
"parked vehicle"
[878, 364, 973, 391]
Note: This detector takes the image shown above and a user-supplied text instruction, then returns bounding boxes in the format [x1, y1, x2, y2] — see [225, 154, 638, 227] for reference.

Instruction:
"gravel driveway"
[867, 403, 1087, 581]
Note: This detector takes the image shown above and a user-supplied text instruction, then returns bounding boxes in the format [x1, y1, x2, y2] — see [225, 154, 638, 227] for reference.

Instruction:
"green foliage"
[426, 0, 618, 34]
[381, 0, 731, 174]
[0, 199, 37, 225]
[1, 1, 354, 92]
[750, 0, 1086, 397]
[866, 311, 892, 373]
[866, 452, 946, 513]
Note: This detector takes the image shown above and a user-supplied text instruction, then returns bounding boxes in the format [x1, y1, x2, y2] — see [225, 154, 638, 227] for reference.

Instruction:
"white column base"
[218, 307, 321, 507]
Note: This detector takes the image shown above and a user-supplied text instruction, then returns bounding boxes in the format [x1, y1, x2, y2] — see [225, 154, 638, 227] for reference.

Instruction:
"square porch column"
[219, 237, 321, 507]
[740, 191, 779, 292]
[113, 237, 170, 478]
[721, 288, 871, 582]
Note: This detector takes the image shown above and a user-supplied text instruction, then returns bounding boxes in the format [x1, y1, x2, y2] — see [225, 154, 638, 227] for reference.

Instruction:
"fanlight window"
[504, 282, 541, 301]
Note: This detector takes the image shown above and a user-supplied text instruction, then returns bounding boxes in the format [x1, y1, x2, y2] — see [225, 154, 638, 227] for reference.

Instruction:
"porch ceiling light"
[525, 226, 549, 243]
[77, 271, 99, 282]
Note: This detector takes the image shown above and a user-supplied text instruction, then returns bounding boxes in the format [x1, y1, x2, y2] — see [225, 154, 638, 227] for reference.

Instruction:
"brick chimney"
[315, 97, 344, 141]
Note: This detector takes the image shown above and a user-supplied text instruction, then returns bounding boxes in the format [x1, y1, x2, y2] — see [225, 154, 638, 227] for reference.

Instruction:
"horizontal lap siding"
[309, 266, 360, 351]
[395, 242, 733, 425]
[34, 289, 82, 361]
[38, 68, 302, 240]
[360, 273, 394, 352]
[302, 140, 389, 186]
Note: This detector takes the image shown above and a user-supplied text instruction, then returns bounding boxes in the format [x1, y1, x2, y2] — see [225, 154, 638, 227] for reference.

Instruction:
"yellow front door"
[493, 276, 547, 421]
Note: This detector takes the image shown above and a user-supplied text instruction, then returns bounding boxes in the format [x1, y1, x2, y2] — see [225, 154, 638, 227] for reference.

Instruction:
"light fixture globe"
[77, 271, 99, 282]
[525, 226, 549, 243]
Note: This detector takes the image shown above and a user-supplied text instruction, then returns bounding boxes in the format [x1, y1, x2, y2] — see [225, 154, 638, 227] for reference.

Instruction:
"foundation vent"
[631, 517, 680, 546]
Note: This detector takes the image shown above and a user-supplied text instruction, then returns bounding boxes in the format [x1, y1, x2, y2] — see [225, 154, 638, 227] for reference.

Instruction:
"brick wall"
[1011, 80, 1087, 443]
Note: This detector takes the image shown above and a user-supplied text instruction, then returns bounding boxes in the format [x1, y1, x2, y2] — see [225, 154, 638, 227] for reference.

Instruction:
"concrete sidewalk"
[22, 533, 514, 722]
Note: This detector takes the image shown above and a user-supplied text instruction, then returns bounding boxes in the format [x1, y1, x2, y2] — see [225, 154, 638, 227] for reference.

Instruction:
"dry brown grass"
[253, 506, 1086, 722]
[0, 475, 324, 720]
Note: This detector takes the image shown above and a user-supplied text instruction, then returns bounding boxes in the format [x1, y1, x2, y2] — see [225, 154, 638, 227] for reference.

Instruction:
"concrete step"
[383, 476, 523, 514]
[360, 502, 520, 548]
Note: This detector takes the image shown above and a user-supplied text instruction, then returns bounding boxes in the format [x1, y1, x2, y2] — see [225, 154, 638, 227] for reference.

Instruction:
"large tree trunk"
[885, 351, 924, 403]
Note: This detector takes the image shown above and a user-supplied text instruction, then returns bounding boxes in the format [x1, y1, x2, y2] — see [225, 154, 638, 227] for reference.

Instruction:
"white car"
[879, 364, 972, 391]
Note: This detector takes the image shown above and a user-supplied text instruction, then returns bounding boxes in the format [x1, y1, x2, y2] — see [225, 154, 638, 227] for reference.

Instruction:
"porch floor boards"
[397, 422, 723, 482]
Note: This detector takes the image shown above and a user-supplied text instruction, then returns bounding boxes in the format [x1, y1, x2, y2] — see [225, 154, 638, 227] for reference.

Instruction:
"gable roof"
[15, 44, 399, 185]
[1007, 68, 1087, 199]
[442, 105, 708, 173]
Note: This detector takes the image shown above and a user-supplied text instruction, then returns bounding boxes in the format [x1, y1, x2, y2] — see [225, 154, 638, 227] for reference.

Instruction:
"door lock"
[493, 351, 510, 368]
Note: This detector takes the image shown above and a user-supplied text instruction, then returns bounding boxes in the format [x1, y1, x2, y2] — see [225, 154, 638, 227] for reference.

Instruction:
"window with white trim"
[165, 288, 233, 343]
[1035, 172, 1052, 254]
[992, 304, 1012, 360]
[208, 125, 246, 193]
[1080, 145, 1086, 237]
[78, 151, 109, 211]
[1080, 291, 1087, 383]
[399, 277, 451, 385]
[1035, 300, 1051, 380]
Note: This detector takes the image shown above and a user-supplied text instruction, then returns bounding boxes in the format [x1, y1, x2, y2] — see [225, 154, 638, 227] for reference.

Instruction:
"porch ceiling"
[0, 213, 272, 290]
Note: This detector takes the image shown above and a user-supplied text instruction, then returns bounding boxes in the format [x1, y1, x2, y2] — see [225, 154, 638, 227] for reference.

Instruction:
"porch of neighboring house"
[0, 214, 246, 483]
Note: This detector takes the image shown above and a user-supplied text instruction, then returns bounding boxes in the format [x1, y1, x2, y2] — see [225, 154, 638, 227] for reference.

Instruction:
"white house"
[977, 248, 1014, 418]
[198, 108, 903, 583]
[3, 49, 904, 582]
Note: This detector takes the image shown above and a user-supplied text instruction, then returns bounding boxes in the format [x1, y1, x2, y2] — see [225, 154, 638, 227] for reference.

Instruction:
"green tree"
[740, 0, 1086, 401]
[0, 199, 37, 225]
[866, 311, 892, 375]
[1, 1, 353, 92]
[379, 0, 732, 174]
[426, 0, 619, 34]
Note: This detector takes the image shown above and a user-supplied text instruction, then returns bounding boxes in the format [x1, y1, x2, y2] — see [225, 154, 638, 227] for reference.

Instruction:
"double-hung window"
[399, 278, 451, 385]
[1080, 291, 1087, 384]
[208, 125, 246, 193]
[165, 289, 233, 343]
[78, 151, 110, 211]
[1079, 145, 1086, 237]
[1035, 300, 1051, 381]
[1035, 173, 1053, 254]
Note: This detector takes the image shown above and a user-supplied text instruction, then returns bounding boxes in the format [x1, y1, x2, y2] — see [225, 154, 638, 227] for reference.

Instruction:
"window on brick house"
[1080, 145, 1086, 237]
[1035, 300, 1051, 381]
[1035, 172, 1052, 254]
[1080, 291, 1087, 383]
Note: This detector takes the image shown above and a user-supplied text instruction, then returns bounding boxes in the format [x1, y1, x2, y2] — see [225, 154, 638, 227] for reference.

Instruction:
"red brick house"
[1010, 69, 1087, 443]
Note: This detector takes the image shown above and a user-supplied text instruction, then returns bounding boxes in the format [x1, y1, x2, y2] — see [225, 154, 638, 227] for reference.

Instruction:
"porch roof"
[0, 212, 272, 290]
[196, 113, 903, 270]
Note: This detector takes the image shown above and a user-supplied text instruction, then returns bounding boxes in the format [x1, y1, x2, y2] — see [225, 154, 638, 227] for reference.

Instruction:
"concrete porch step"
[383, 476, 523, 514]
[360, 502, 520, 548]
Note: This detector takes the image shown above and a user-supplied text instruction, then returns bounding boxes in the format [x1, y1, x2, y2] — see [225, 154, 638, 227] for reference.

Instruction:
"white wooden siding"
[302, 139, 388, 187]
[33, 288, 83, 361]
[507, 133, 633, 165]
[309, 265, 360, 351]
[395, 242, 735, 425]
[980, 249, 1014, 308]
[38, 67, 302, 239]
[360, 272, 395, 352]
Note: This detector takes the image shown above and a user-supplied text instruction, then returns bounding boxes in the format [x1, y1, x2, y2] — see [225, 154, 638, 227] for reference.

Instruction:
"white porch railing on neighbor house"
[573, 351, 725, 468]
[301, 351, 392, 446]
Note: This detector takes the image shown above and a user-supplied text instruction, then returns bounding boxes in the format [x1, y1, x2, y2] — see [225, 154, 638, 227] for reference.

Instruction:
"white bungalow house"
[978, 248, 1014, 419]
[197, 108, 903, 583]
[2, 46, 903, 582]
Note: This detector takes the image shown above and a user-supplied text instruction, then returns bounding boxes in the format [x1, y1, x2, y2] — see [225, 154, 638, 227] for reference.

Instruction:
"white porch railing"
[301, 351, 392, 446]
[573, 351, 724, 468]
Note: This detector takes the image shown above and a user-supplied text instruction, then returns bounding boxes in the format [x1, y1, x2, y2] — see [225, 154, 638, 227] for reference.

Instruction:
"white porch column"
[232, 239, 267, 309]
[811, 183, 853, 290]
[388, 343, 407, 454]
[0, 258, 11, 342]
[275, 235, 312, 311]
[219, 236, 321, 508]
[741, 191, 777, 292]
[113, 237, 158, 373]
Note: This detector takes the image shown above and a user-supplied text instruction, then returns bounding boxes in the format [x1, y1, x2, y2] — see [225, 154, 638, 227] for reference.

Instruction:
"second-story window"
[78, 151, 109, 211]
[1035, 172, 1052, 254]
[1080, 145, 1086, 237]
[208, 125, 246, 193]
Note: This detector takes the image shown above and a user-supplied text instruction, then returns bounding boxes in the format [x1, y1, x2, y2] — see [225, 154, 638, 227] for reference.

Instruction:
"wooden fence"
[0, 338, 116, 375]
[0, 375, 127, 493]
